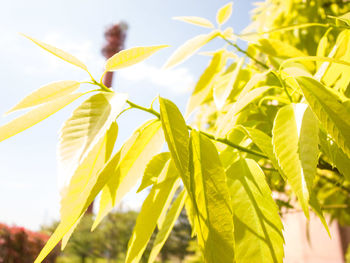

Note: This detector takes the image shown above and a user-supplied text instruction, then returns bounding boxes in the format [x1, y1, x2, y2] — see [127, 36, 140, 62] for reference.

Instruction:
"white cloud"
[119, 62, 195, 94]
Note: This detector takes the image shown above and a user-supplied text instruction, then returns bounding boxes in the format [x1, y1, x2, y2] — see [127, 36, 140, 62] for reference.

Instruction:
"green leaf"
[93, 119, 164, 229]
[22, 34, 88, 71]
[34, 123, 118, 263]
[309, 192, 330, 236]
[6, 81, 80, 114]
[0, 92, 85, 143]
[58, 92, 127, 188]
[186, 51, 226, 117]
[237, 126, 284, 178]
[159, 97, 190, 187]
[60, 122, 118, 248]
[105, 45, 168, 71]
[216, 2, 233, 26]
[257, 39, 314, 71]
[148, 189, 187, 263]
[226, 158, 284, 263]
[299, 106, 319, 193]
[215, 71, 268, 137]
[319, 130, 350, 181]
[173, 16, 215, 28]
[137, 152, 170, 193]
[213, 58, 244, 110]
[297, 76, 350, 159]
[272, 104, 310, 217]
[189, 130, 235, 263]
[164, 31, 219, 69]
[125, 161, 180, 263]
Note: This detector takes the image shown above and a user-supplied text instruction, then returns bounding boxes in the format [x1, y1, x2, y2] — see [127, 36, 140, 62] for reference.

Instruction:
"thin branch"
[221, 37, 269, 70]
[125, 99, 268, 159]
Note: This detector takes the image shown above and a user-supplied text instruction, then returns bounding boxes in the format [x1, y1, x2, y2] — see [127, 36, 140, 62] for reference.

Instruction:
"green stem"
[270, 71, 293, 103]
[221, 37, 269, 69]
[318, 173, 350, 197]
[125, 99, 268, 159]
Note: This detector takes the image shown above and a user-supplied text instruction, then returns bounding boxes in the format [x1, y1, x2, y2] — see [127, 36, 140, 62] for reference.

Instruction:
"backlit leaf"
[226, 158, 284, 263]
[164, 31, 219, 69]
[137, 152, 170, 193]
[105, 45, 168, 71]
[186, 51, 226, 117]
[272, 104, 309, 217]
[159, 97, 190, 187]
[93, 119, 164, 229]
[297, 76, 350, 159]
[173, 16, 214, 28]
[125, 161, 180, 263]
[6, 81, 80, 114]
[22, 34, 88, 71]
[58, 92, 127, 188]
[190, 130, 235, 263]
[60, 122, 118, 248]
[216, 2, 233, 26]
[148, 190, 187, 263]
[0, 92, 85, 143]
[34, 123, 118, 263]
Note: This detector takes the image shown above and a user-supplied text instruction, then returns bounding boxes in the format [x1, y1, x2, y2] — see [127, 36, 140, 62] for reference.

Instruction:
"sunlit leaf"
[190, 130, 235, 263]
[164, 30, 219, 69]
[226, 158, 284, 263]
[173, 16, 214, 28]
[186, 51, 226, 116]
[159, 97, 190, 187]
[0, 92, 85, 143]
[125, 161, 180, 263]
[105, 45, 168, 71]
[297, 76, 350, 159]
[60, 122, 118, 248]
[148, 190, 187, 263]
[216, 2, 233, 26]
[6, 81, 81, 114]
[272, 104, 309, 217]
[58, 92, 127, 188]
[22, 34, 88, 71]
[93, 119, 164, 229]
[137, 152, 170, 193]
[213, 58, 244, 110]
[34, 123, 118, 263]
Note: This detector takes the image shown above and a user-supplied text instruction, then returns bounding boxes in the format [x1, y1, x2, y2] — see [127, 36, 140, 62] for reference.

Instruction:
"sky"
[0, 0, 255, 230]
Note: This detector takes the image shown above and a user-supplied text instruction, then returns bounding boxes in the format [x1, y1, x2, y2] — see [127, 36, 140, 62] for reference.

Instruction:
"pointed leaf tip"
[21, 33, 88, 71]
[216, 2, 233, 26]
[105, 45, 169, 71]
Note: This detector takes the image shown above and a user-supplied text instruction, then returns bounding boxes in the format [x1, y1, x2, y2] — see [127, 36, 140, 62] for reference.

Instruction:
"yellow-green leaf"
[6, 81, 80, 114]
[105, 45, 169, 71]
[226, 158, 284, 263]
[137, 152, 170, 193]
[173, 16, 215, 28]
[93, 120, 164, 229]
[34, 123, 118, 263]
[213, 57, 244, 110]
[159, 97, 190, 188]
[22, 34, 88, 71]
[190, 130, 235, 263]
[216, 2, 233, 26]
[0, 92, 85, 143]
[148, 189, 187, 263]
[60, 122, 118, 248]
[125, 161, 180, 263]
[272, 104, 310, 217]
[297, 76, 350, 159]
[186, 51, 226, 117]
[58, 92, 127, 188]
[164, 31, 219, 69]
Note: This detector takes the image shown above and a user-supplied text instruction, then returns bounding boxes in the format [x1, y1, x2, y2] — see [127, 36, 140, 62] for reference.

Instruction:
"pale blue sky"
[0, 0, 254, 230]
